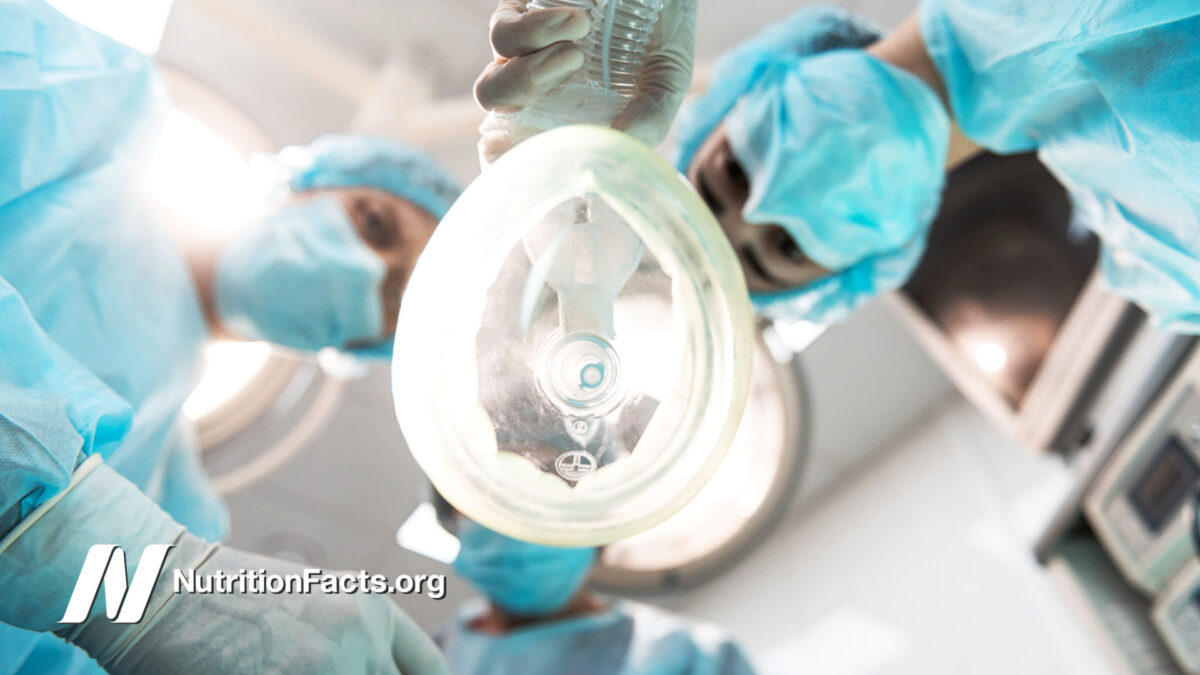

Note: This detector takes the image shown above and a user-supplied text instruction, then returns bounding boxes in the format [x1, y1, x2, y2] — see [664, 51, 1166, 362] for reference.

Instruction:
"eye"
[366, 211, 386, 238]
[359, 201, 397, 248]
[722, 152, 749, 192]
[774, 230, 805, 263]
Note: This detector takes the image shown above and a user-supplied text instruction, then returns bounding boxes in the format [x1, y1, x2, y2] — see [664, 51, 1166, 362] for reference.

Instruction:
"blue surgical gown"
[919, 0, 1200, 330]
[438, 598, 758, 675]
[1, 1, 226, 671]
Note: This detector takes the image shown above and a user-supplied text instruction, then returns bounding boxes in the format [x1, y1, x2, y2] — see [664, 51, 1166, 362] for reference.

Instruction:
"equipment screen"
[1129, 436, 1200, 534]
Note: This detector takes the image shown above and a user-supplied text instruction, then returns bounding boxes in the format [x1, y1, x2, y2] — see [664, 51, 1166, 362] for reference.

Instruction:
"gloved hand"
[475, 0, 696, 166]
[609, 0, 696, 148]
[0, 457, 448, 675]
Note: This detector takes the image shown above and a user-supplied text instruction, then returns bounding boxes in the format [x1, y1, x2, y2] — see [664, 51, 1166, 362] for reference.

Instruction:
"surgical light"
[969, 340, 1009, 374]
[46, 0, 173, 55]
[140, 89, 276, 426]
[184, 341, 273, 421]
[593, 333, 807, 587]
[144, 109, 267, 244]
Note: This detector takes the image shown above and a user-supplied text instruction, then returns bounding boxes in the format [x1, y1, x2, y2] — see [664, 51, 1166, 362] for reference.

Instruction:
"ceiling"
[157, 0, 914, 180]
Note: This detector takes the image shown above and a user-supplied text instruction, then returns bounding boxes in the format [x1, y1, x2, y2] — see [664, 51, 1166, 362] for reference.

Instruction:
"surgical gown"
[438, 598, 758, 675]
[1, 2, 224, 672]
[919, 0, 1200, 330]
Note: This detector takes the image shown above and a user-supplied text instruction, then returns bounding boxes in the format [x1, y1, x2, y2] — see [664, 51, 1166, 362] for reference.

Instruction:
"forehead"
[312, 185, 400, 204]
[302, 186, 439, 221]
[691, 127, 728, 166]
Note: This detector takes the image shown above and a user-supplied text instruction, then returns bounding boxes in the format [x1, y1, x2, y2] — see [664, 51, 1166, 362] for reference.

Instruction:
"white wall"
[648, 399, 1110, 675]
[157, 0, 920, 154]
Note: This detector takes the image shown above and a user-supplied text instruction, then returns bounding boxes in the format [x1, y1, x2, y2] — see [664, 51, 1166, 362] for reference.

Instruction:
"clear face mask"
[394, 127, 752, 547]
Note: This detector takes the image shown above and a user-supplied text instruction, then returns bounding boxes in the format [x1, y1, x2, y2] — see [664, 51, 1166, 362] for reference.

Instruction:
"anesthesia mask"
[393, 126, 753, 546]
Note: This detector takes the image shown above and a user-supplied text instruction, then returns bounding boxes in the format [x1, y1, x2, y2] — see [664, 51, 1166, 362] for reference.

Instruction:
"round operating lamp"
[592, 328, 808, 590]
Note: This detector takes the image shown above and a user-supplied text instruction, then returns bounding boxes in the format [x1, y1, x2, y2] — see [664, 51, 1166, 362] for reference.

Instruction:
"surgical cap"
[452, 520, 597, 618]
[284, 135, 462, 219]
[673, 7, 880, 172]
[674, 7, 950, 324]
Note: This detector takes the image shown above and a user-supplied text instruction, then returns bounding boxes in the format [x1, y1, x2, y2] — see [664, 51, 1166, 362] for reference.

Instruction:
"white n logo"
[58, 545, 174, 624]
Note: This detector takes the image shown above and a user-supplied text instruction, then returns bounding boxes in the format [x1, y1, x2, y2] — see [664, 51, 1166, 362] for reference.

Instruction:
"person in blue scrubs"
[431, 493, 758, 675]
[480, 2, 1200, 330]
[675, 2, 1200, 329]
[0, 2, 456, 672]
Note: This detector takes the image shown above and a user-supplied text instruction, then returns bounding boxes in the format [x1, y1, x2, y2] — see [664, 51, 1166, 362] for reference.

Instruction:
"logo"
[554, 451, 596, 481]
[59, 545, 174, 624]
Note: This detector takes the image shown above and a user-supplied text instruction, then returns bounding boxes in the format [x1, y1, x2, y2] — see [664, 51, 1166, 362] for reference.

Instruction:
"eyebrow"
[740, 244, 787, 288]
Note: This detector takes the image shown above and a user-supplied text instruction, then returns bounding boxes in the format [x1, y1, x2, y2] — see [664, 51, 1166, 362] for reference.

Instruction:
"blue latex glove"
[452, 520, 596, 618]
[674, 7, 949, 324]
[441, 598, 757, 675]
[919, 0, 1200, 331]
[215, 196, 387, 351]
[0, 457, 449, 675]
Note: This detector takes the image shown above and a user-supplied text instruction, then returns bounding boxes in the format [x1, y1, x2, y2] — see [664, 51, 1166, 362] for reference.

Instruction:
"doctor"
[479, 1, 1200, 332]
[432, 493, 758, 674]
[0, 1, 457, 673]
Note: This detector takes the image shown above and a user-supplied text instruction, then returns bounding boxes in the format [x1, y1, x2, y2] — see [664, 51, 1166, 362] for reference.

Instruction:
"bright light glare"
[614, 296, 684, 402]
[47, 0, 172, 54]
[397, 503, 461, 564]
[143, 109, 266, 242]
[600, 343, 786, 571]
[183, 341, 273, 421]
[969, 340, 1009, 374]
[149, 107, 274, 423]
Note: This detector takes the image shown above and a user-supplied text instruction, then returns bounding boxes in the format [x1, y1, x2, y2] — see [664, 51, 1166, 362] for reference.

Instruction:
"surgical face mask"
[216, 196, 386, 351]
[675, 43, 947, 325]
[452, 520, 597, 618]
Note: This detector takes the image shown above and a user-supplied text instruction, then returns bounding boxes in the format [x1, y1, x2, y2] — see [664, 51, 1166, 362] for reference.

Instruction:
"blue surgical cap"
[284, 135, 462, 220]
[673, 7, 880, 174]
[673, 8, 949, 324]
[452, 520, 597, 618]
